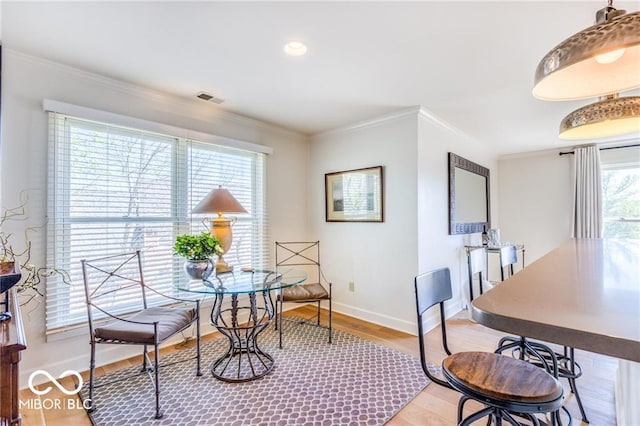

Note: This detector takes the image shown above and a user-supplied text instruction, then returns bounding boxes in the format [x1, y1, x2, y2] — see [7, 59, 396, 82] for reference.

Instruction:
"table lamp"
[192, 186, 247, 273]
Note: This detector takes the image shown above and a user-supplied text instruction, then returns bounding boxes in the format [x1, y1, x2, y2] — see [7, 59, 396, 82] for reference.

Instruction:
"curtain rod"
[558, 143, 640, 156]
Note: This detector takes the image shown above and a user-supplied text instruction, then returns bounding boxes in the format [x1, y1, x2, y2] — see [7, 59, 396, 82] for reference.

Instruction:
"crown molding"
[312, 106, 422, 139]
[416, 106, 486, 147]
[5, 48, 306, 142]
[312, 105, 491, 153]
[42, 99, 275, 155]
[498, 136, 640, 161]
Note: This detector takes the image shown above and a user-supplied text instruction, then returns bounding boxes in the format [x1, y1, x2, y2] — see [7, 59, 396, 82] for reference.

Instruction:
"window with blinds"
[46, 113, 268, 333]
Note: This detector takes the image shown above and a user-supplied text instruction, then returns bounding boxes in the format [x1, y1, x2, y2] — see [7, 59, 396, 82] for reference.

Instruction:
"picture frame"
[325, 166, 384, 222]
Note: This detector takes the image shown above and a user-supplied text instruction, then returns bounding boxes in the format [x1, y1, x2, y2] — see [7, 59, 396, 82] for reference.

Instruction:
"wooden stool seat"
[415, 268, 565, 425]
[444, 351, 563, 407]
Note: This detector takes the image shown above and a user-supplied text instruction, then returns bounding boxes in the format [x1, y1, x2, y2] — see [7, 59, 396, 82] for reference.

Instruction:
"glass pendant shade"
[559, 96, 640, 140]
[533, 10, 640, 101]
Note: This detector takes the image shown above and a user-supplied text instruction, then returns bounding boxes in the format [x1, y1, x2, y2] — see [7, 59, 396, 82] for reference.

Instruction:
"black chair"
[81, 251, 201, 419]
[415, 267, 565, 425]
[467, 247, 489, 301]
[275, 241, 332, 349]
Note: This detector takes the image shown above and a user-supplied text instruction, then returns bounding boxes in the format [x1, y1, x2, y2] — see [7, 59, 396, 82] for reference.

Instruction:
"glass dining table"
[176, 268, 307, 382]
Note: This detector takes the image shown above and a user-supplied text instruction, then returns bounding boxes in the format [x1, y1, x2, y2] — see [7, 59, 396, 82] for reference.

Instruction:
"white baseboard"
[332, 299, 464, 336]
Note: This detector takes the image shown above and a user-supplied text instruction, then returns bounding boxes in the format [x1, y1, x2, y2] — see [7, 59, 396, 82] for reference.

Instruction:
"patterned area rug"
[80, 320, 431, 425]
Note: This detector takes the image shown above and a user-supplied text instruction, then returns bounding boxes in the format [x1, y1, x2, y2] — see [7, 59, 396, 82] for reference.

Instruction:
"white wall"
[309, 110, 419, 332]
[0, 49, 309, 385]
[417, 109, 498, 311]
[498, 151, 573, 262]
[309, 108, 498, 334]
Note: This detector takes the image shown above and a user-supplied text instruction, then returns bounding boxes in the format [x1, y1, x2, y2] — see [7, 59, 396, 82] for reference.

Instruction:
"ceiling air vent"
[196, 92, 225, 104]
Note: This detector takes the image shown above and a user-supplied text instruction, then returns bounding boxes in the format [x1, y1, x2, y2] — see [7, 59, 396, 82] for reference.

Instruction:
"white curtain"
[571, 145, 603, 238]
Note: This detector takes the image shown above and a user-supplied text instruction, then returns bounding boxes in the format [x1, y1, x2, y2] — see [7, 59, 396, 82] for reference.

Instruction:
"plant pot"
[184, 259, 215, 281]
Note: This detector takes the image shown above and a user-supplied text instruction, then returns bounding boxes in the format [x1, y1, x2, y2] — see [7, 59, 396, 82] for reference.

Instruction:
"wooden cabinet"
[0, 289, 27, 426]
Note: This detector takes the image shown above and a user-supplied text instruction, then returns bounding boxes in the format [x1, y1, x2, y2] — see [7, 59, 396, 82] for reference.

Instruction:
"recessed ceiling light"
[283, 41, 307, 57]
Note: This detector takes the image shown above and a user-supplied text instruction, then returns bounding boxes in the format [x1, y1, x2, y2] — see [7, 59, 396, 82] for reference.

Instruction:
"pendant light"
[559, 95, 640, 140]
[533, 1, 640, 101]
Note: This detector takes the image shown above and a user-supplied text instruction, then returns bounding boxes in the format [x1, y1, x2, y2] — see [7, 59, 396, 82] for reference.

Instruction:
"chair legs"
[563, 346, 588, 423]
[276, 296, 332, 349]
[88, 340, 96, 412]
[141, 344, 148, 372]
[458, 404, 523, 426]
[277, 295, 284, 349]
[196, 313, 202, 377]
[497, 336, 588, 424]
[153, 339, 162, 419]
[328, 284, 333, 344]
[87, 317, 201, 420]
[457, 395, 545, 426]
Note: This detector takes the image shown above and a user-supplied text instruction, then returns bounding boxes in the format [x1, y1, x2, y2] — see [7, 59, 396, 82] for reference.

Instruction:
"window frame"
[45, 106, 270, 336]
[600, 149, 640, 239]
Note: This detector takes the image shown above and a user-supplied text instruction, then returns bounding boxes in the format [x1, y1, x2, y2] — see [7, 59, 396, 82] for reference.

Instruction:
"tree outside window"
[602, 165, 640, 239]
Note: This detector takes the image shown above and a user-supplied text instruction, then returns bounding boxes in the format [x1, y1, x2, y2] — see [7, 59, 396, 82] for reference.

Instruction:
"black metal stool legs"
[497, 336, 587, 424]
[562, 347, 588, 423]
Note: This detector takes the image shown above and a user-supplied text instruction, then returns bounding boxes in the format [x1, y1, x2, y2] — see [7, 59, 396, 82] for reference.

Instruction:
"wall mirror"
[448, 152, 490, 235]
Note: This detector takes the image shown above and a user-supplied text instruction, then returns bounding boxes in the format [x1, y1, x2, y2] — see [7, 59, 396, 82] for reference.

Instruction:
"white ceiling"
[3, 1, 639, 156]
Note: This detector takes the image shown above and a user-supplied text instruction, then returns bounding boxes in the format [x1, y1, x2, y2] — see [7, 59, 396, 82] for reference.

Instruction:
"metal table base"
[210, 291, 275, 382]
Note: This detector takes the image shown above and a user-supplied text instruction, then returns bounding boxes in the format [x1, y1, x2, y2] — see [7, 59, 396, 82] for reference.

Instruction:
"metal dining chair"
[415, 267, 565, 425]
[81, 251, 202, 419]
[275, 241, 332, 349]
[498, 245, 518, 281]
[467, 247, 489, 302]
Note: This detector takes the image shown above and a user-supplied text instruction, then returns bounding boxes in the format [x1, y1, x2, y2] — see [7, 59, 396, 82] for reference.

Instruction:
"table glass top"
[176, 268, 307, 295]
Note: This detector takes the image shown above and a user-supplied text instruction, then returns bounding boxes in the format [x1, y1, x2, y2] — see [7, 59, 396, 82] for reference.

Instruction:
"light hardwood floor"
[19, 306, 617, 425]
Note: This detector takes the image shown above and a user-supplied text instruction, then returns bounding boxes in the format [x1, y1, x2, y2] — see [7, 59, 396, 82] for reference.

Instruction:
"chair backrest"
[498, 245, 518, 281]
[467, 248, 487, 275]
[275, 241, 321, 284]
[414, 268, 453, 388]
[81, 251, 147, 336]
[467, 247, 487, 300]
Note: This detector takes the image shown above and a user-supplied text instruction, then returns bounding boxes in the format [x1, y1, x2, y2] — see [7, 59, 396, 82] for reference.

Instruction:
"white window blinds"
[46, 112, 268, 333]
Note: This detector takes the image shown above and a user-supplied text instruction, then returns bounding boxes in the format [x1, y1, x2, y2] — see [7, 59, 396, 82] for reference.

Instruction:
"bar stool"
[494, 248, 588, 423]
[498, 245, 518, 281]
[497, 337, 588, 423]
[467, 247, 489, 302]
[414, 268, 565, 425]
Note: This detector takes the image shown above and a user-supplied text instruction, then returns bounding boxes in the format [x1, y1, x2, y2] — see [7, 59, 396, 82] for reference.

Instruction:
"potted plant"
[174, 232, 223, 280]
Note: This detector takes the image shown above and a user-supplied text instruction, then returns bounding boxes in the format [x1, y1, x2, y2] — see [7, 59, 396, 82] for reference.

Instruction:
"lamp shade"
[533, 9, 640, 101]
[192, 186, 247, 215]
[559, 96, 640, 140]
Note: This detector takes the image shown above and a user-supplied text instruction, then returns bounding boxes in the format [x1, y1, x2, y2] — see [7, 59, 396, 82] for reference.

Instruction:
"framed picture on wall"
[325, 166, 384, 222]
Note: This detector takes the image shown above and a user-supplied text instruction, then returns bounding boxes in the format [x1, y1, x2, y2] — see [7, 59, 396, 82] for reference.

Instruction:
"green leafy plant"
[174, 232, 223, 261]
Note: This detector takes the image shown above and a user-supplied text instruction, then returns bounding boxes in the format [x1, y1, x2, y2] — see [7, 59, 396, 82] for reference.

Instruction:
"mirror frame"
[448, 152, 490, 235]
